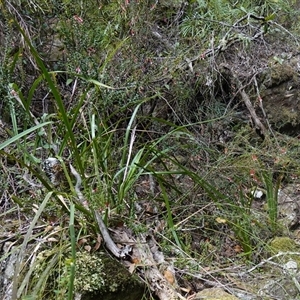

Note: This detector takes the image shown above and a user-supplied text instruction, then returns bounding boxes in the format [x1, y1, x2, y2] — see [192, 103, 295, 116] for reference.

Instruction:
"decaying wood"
[111, 229, 184, 300]
[94, 210, 129, 258]
[141, 235, 181, 300]
[220, 64, 267, 137]
[240, 88, 267, 135]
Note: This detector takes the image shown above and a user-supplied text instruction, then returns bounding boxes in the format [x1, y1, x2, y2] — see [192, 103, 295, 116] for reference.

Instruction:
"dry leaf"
[215, 217, 227, 224]
[47, 237, 58, 242]
[164, 269, 175, 285]
[234, 244, 243, 253]
[128, 263, 136, 274]
[78, 238, 88, 246]
[44, 225, 53, 232]
[84, 245, 91, 252]
[180, 287, 191, 293]
[131, 257, 140, 264]
[93, 233, 102, 251]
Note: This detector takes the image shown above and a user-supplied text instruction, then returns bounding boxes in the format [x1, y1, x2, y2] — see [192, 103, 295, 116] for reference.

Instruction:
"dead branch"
[94, 210, 130, 258]
[112, 229, 184, 300]
[253, 76, 279, 145]
[239, 88, 266, 135]
[220, 65, 267, 136]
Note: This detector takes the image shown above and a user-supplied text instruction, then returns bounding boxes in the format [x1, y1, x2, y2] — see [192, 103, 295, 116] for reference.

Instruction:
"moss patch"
[75, 252, 145, 300]
[269, 236, 300, 265]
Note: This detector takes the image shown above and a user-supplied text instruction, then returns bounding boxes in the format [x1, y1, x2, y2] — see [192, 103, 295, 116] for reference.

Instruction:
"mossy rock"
[267, 63, 295, 87]
[260, 63, 300, 131]
[269, 236, 300, 265]
[194, 288, 239, 300]
[270, 236, 298, 252]
[75, 252, 145, 300]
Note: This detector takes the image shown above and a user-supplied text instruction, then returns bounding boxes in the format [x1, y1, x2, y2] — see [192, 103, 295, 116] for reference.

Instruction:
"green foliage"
[261, 170, 281, 231]
[0, 122, 52, 150]
[180, 0, 291, 46]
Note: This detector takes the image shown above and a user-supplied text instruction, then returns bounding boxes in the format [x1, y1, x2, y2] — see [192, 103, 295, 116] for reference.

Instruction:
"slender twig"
[240, 88, 266, 135]
[253, 76, 279, 146]
[69, 163, 129, 258]
[242, 252, 300, 275]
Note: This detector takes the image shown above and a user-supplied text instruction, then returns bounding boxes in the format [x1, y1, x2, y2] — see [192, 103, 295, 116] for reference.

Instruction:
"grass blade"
[15, 22, 84, 174]
[68, 203, 76, 300]
[158, 178, 183, 249]
[12, 192, 53, 299]
[0, 121, 52, 150]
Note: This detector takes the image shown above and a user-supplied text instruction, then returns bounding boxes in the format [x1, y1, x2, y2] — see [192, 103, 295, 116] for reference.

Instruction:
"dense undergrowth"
[1, 0, 300, 299]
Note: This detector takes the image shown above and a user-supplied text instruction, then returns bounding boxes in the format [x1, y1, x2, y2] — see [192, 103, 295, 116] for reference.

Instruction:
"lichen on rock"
[269, 236, 300, 266]
[75, 251, 145, 300]
[270, 236, 298, 252]
[194, 287, 240, 300]
[260, 62, 300, 132]
[74, 252, 105, 293]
